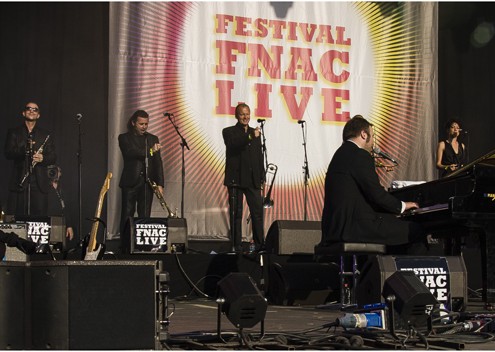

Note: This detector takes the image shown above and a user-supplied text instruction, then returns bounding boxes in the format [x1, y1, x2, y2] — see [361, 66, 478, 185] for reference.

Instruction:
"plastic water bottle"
[249, 240, 256, 253]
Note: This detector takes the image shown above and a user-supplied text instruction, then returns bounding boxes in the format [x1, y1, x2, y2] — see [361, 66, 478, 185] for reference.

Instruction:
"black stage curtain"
[0, 3, 109, 243]
[438, 2, 495, 163]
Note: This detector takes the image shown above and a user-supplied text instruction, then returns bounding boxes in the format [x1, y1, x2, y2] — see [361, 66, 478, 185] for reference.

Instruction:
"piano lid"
[446, 147, 495, 178]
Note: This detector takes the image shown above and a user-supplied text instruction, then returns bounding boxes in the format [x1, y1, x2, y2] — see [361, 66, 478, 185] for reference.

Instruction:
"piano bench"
[314, 242, 386, 306]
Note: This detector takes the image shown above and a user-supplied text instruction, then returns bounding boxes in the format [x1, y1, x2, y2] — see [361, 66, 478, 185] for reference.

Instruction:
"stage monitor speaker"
[265, 220, 321, 255]
[1, 223, 28, 261]
[218, 272, 267, 328]
[29, 260, 166, 350]
[357, 255, 468, 312]
[127, 217, 188, 254]
[267, 262, 339, 306]
[383, 271, 438, 328]
[0, 262, 28, 349]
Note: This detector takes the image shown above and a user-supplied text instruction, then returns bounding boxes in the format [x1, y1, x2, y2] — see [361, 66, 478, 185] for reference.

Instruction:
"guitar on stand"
[83, 172, 112, 260]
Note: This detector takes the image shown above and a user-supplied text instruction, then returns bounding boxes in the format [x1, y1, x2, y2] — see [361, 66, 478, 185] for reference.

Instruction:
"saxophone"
[31, 134, 50, 167]
[147, 178, 178, 218]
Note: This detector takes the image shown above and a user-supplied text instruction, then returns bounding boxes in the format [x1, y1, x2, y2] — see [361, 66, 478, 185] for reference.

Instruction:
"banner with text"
[108, 2, 438, 240]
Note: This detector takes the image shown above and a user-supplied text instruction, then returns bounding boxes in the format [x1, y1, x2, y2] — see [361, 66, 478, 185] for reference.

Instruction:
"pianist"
[319, 115, 428, 255]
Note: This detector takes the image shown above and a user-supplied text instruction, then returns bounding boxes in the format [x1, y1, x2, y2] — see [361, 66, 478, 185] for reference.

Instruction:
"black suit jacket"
[321, 141, 412, 246]
[223, 123, 265, 188]
[118, 132, 164, 188]
[4, 124, 56, 193]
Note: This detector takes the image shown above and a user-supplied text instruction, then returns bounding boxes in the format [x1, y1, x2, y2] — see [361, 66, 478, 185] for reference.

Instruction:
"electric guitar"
[84, 172, 112, 260]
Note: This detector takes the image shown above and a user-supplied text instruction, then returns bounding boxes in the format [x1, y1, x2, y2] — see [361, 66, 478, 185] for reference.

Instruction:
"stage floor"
[166, 298, 495, 350]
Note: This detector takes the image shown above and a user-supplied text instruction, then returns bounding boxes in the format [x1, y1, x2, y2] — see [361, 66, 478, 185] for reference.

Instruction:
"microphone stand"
[166, 114, 190, 218]
[144, 134, 149, 216]
[76, 115, 83, 241]
[259, 120, 268, 169]
[300, 122, 310, 221]
[26, 137, 33, 216]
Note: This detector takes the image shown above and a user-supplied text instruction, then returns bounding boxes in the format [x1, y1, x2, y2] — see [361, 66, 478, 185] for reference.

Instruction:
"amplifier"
[0, 223, 28, 261]
[127, 217, 188, 254]
[6, 215, 66, 251]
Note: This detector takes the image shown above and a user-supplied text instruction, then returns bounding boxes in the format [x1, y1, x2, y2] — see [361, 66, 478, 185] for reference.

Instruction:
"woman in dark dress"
[436, 119, 467, 178]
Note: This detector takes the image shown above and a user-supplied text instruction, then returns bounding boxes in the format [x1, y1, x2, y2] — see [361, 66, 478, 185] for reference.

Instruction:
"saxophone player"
[4, 102, 56, 216]
[118, 110, 164, 254]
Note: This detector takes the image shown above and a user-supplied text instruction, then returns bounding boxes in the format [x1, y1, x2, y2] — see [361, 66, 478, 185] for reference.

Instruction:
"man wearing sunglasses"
[4, 102, 56, 216]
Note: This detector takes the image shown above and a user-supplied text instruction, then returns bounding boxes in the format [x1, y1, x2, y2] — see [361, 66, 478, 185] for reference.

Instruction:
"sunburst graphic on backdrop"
[116, 2, 432, 237]
[354, 2, 431, 186]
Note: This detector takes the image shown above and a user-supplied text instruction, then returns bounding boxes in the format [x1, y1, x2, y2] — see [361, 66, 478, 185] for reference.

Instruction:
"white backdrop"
[107, 2, 438, 241]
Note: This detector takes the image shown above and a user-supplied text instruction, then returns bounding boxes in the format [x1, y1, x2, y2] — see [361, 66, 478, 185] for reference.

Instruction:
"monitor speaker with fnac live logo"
[126, 217, 188, 254]
[265, 220, 321, 255]
[356, 255, 468, 312]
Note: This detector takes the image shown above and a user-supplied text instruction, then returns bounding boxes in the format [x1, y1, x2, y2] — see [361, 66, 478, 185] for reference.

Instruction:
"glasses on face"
[25, 107, 39, 112]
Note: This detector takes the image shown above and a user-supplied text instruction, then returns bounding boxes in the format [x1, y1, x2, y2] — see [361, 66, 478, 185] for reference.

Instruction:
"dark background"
[0, 2, 494, 244]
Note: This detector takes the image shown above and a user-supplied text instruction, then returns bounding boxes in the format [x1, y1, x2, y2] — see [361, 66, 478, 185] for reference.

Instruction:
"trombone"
[247, 163, 278, 224]
[147, 178, 178, 218]
[262, 163, 277, 208]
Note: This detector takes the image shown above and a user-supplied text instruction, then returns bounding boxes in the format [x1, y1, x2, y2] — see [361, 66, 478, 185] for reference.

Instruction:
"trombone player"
[223, 103, 265, 253]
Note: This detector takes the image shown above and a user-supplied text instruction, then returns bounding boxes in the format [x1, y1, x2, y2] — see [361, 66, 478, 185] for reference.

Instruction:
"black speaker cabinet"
[29, 260, 165, 350]
[128, 217, 188, 254]
[357, 255, 468, 311]
[265, 220, 321, 255]
[267, 262, 339, 306]
[0, 262, 28, 349]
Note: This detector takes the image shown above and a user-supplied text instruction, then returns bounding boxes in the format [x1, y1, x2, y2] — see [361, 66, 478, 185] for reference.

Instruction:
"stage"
[167, 298, 495, 350]
[1, 239, 495, 350]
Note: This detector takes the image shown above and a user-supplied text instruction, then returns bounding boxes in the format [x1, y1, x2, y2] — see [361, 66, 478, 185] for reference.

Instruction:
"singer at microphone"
[436, 118, 468, 178]
[118, 109, 165, 254]
[222, 103, 265, 253]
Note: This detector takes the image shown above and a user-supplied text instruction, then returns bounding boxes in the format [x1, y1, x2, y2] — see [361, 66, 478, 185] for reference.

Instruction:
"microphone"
[257, 119, 265, 123]
[163, 112, 173, 117]
[298, 120, 306, 124]
[373, 147, 398, 165]
[75, 113, 82, 120]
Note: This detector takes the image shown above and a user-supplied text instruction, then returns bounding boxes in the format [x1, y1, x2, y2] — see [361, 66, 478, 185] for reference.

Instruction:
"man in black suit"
[320, 115, 426, 254]
[223, 103, 265, 252]
[118, 110, 164, 253]
[4, 102, 56, 216]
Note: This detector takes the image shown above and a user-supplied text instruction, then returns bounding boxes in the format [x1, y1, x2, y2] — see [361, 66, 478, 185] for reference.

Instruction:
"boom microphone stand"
[164, 112, 190, 218]
[299, 121, 310, 221]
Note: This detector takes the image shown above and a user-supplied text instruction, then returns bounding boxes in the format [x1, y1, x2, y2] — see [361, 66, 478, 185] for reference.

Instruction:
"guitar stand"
[82, 216, 108, 260]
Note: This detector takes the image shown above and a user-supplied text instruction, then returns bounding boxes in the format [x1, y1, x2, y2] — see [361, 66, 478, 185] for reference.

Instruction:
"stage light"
[382, 271, 438, 328]
[471, 21, 495, 48]
[217, 273, 267, 329]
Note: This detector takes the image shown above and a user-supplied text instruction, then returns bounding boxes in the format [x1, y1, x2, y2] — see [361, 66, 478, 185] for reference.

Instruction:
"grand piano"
[390, 148, 495, 304]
